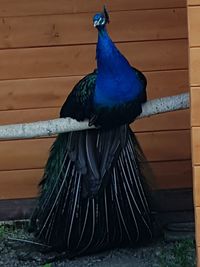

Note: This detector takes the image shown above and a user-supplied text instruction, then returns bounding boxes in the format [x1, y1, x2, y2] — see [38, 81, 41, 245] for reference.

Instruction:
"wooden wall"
[0, 1, 191, 219]
[188, 0, 200, 264]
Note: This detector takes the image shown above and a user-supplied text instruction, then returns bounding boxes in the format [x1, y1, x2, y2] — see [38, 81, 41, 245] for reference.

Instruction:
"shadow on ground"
[0, 222, 196, 267]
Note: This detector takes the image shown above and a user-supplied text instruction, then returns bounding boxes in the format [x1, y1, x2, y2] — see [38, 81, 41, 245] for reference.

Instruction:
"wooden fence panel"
[191, 87, 200, 126]
[0, 1, 191, 218]
[188, 0, 200, 6]
[0, 8, 187, 49]
[0, 169, 41, 199]
[189, 48, 200, 86]
[0, 69, 188, 111]
[194, 166, 200, 206]
[0, 160, 192, 200]
[0, 0, 186, 17]
[0, 40, 188, 80]
[192, 127, 200, 165]
[0, 130, 190, 172]
[188, 6, 200, 46]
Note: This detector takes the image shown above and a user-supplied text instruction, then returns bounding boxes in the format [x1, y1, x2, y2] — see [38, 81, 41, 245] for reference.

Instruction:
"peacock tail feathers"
[30, 126, 153, 256]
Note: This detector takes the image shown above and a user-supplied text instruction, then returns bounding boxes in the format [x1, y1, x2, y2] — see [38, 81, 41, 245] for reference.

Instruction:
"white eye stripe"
[94, 17, 106, 27]
[98, 18, 105, 25]
[94, 21, 98, 27]
[101, 18, 106, 25]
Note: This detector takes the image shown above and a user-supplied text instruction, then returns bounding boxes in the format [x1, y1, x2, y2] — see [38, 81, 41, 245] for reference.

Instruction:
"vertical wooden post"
[187, 0, 200, 265]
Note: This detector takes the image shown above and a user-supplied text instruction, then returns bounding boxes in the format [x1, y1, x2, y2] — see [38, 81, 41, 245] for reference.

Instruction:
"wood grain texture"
[188, 7, 200, 47]
[0, 169, 42, 199]
[188, 0, 200, 6]
[189, 48, 200, 86]
[0, 8, 187, 49]
[143, 160, 192, 190]
[191, 87, 200, 126]
[192, 127, 200, 165]
[0, 130, 191, 171]
[0, 40, 188, 80]
[0, 137, 54, 171]
[137, 130, 191, 162]
[187, 3, 200, 258]
[194, 166, 200, 206]
[71, 0, 187, 13]
[0, 107, 59, 125]
[0, 70, 189, 111]
[0, 0, 187, 17]
[0, 76, 75, 111]
[0, 160, 192, 199]
[133, 109, 190, 132]
[0, 0, 190, 207]
[145, 69, 189, 99]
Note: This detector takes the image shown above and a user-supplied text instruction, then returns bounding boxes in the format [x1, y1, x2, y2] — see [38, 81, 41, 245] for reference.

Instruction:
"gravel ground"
[0, 222, 196, 267]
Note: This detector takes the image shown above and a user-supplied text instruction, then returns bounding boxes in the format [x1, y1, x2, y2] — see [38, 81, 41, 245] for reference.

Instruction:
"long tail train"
[30, 125, 153, 257]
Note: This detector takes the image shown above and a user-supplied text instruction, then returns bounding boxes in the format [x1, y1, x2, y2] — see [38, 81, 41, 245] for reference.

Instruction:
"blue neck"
[96, 28, 113, 63]
[94, 27, 143, 107]
[96, 28, 129, 72]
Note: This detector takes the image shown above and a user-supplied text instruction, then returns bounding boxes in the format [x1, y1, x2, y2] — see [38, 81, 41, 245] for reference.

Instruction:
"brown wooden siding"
[0, 1, 187, 17]
[0, 0, 190, 219]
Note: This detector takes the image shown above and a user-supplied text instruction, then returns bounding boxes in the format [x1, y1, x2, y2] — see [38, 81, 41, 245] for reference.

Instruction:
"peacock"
[29, 7, 153, 257]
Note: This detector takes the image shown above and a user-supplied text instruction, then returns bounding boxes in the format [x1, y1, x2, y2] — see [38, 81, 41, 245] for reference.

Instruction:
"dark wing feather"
[60, 69, 97, 121]
[132, 67, 147, 103]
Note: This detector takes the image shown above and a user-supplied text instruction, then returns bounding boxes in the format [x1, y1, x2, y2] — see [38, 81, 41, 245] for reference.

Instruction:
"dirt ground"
[0, 222, 196, 267]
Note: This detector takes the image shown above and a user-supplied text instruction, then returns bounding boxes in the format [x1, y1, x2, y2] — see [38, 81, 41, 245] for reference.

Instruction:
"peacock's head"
[93, 6, 109, 29]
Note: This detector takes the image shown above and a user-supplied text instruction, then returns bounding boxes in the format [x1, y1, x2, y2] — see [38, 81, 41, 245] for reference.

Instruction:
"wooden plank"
[189, 48, 200, 86]
[0, 70, 189, 112]
[143, 160, 192, 190]
[0, 138, 54, 171]
[188, 0, 200, 6]
[0, 108, 189, 133]
[137, 129, 191, 162]
[145, 69, 189, 99]
[73, 0, 187, 12]
[188, 7, 200, 47]
[0, 0, 187, 17]
[192, 127, 200, 165]
[0, 160, 192, 200]
[0, 8, 187, 49]
[0, 130, 191, 171]
[195, 207, 200, 246]
[0, 107, 59, 125]
[0, 169, 42, 199]
[0, 39, 188, 80]
[191, 87, 200, 126]
[0, 76, 75, 111]
[133, 109, 190, 132]
[193, 166, 200, 206]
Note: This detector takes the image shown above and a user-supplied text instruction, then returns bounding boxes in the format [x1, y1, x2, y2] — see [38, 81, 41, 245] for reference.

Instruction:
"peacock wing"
[60, 69, 97, 121]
